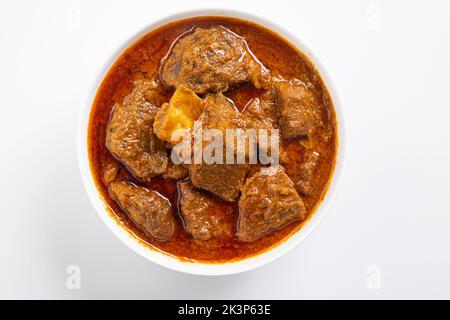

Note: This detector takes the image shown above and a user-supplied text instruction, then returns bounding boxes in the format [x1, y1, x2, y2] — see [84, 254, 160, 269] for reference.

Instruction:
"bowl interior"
[77, 8, 345, 276]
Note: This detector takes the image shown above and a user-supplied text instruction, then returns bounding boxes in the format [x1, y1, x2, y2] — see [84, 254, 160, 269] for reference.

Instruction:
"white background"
[0, 0, 449, 299]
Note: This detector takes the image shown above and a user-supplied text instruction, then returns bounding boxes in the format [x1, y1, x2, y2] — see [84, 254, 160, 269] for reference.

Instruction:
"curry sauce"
[88, 16, 337, 263]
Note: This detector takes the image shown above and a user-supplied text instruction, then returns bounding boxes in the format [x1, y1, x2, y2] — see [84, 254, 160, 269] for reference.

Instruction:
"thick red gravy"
[88, 16, 337, 263]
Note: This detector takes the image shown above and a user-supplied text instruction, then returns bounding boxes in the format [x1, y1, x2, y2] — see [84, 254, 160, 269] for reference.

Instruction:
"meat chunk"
[237, 167, 306, 242]
[199, 93, 261, 158]
[274, 79, 323, 140]
[162, 162, 188, 180]
[102, 157, 119, 186]
[200, 92, 276, 134]
[160, 26, 270, 94]
[297, 151, 320, 195]
[108, 181, 175, 242]
[199, 92, 243, 131]
[178, 180, 233, 240]
[137, 76, 168, 108]
[242, 97, 279, 160]
[189, 163, 249, 202]
[105, 79, 168, 181]
[188, 93, 249, 201]
[242, 97, 278, 131]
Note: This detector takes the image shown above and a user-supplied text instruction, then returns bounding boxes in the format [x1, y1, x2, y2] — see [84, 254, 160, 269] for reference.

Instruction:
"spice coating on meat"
[178, 180, 233, 240]
[242, 97, 278, 131]
[274, 79, 323, 140]
[188, 93, 249, 201]
[102, 157, 119, 186]
[163, 162, 189, 181]
[160, 26, 271, 94]
[237, 167, 306, 242]
[105, 79, 168, 181]
[108, 181, 175, 242]
[189, 163, 249, 202]
[297, 150, 320, 195]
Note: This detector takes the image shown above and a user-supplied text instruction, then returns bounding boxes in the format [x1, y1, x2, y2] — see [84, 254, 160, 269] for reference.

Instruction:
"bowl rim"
[77, 8, 346, 276]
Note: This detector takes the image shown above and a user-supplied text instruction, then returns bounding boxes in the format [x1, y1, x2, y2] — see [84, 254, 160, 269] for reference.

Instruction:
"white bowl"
[77, 9, 345, 276]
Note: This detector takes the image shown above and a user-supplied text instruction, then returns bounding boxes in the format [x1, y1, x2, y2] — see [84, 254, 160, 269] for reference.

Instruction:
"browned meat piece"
[274, 79, 323, 140]
[200, 92, 276, 134]
[297, 151, 320, 195]
[242, 97, 279, 160]
[178, 180, 233, 240]
[136, 76, 167, 107]
[199, 93, 243, 131]
[105, 79, 168, 181]
[102, 156, 119, 186]
[189, 163, 248, 202]
[108, 181, 175, 242]
[163, 161, 188, 180]
[160, 26, 271, 94]
[188, 93, 249, 201]
[242, 97, 278, 131]
[200, 93, 271, 158]
[237, 167, 306, 242]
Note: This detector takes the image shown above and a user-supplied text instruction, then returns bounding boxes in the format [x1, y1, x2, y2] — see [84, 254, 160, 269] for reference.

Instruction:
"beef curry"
[88, 16, 337, 263]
